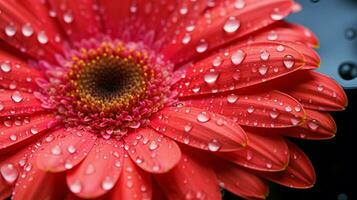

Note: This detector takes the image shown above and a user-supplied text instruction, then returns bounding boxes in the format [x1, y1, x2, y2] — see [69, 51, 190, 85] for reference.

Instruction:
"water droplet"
[270, 9, 284, 21]
[208, 139, 221, 152]
[247, 106, 255, 113]
[204, 71, 219, 84]
[285, 106, 292, 112]
[67, 145, 76, 154]
[51, 145, 62, 155]
[22, 23, 34, 37]
[227, 94, 238, 103]
[30, 127, 38, 134]
[0, 164, 18, 184]
[11, 91, 23, 103]
[338, 62, 357, 80]
[197, 111, 211, 123]
[69, 181, 82, 193]
[196, 39, 208, 53]
[266, 163, 272, 168]
[9, 134, 17, 141]
[267, 31, 278, 41]
[258, 65, 268, 75]
[260, 50, 270, 61]
[234, 0, 246, 9]
[317, 85, 324, 92]
[231, 50, 245, 65]
[101, 177, 114, 190]
[63, 12, 74, 23]
[184, 124, 192, 133]
[182, 34, 191, 44]
[0, 62, 12, 73]
[149, 141, 158, 150]
[307, 120, 319, 130]
[37, 31, 49, 44]
[290, 117, 301, 126]
[212, 56, 222, 67]
[223, 16, 240, 33]
[283, 55, 295, 69]
[5, 24, 16, 37]
[276, 45, 285, 52]
[269, 110, 279, 119]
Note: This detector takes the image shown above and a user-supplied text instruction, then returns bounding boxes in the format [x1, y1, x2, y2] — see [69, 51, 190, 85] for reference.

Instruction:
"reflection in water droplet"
[223, 16, 240, 33]
[339, 62, 357, 80]
[197, 111, 211, 123]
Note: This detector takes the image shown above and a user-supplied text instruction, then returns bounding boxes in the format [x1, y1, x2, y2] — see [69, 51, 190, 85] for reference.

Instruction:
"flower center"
[36, 40, 175, 138]
[67, 43, 150, 112]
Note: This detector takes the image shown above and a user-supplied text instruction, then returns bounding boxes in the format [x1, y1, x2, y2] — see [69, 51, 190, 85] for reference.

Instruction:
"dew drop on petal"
[231, 50, 245, 65]
[234, 0, 246, 9]
[22, 23, 34, 37]
[307, 120, 319, 130]
[223, 16, 240, 33]
[51, 145, 62, 155]
[184, 123, 192, 133]
[260, 50, 270, 61]
[197, 111, 211, 123]
[258, 65, 268, 75]
[69, 180, 82, 193]
[204, 71, 219, 84]
[269, 110, 279, 119]
[37, 31, 49, 44]
[208, 139, 221, 152]
[149, 141, 159, 150]
[0, 164, 18, 184]
[11, 91, 23, 103]
[247, 106, 255, 113]
[101, 177, 115, 190]
[1, 62, 12, 73]
[5, 24, 16, 37]
[283, 55, 295, 69]
[196, 39, 208, 53]
[67, 145, 76, 154]
[227, 94, 238, 103]
[63, 12, 74, 24]
[270, 9, 284, 21]
[212, 56, 222, 67]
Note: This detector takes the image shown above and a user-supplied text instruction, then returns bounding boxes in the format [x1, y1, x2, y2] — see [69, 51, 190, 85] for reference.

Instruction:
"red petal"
[36, 128, 96, 172]
[155, 148, 221, 200]
[0, 113, 58, 153]
[258, 141, 316, 188]
[49, 0, 102, 42]
[278, 109, 336, 140]
[218, 132, 289, 172]
[282, 71, 347, 111]
[212, 157, 269, 199]
[66, 139, 123, 198]
[12, 147, 68, 200]
[0, 90, 44, 118]
[0, 1, 64, 62]
[163, 0, 294, 64]
[150, 106, 247, 152]
[124, 128, 181, 173]
[0, 49, 43, 91]
[174, 42, 306, 97]
[0, 178, 12, 199]
[182, 90, 306, 128]
[108, 155, 152, 200]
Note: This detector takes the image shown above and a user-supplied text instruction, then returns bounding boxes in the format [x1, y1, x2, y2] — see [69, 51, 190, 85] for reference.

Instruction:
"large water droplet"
[51, 145, 62, 155]
[196, 39, 208, 53]
[227, 94, 238, 103]
[0, 164, 18, 184]
[204, 71, 219, 84]
[5, 24, 16, 37]
[149, 141, 158, 150]
[0, 62, 12, 73]
[270, 9, 284, 21]
[67, 145, 76, 154]
[69, 180, 82, 193]
[231, 50, 245, 65]
[11, 91, 23, 103]
[37, 31, 49, 44]
[208, 139, 221, 152]
[234, 0, 246, 9]
[283, 55, 295, 69]
[258, 65, 268, 75]
[197, 111, 211, 123]
[223, 16, 240, 33]
[63, 12, 74, 24]
[307, 120, 319, 131]
[101, 177, 114, 190]
[260, 50, 270, 61]
[22, 23, 34, 37]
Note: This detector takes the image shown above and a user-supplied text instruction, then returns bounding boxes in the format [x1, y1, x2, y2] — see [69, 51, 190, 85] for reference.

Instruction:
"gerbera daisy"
[0, 0, 347, 199]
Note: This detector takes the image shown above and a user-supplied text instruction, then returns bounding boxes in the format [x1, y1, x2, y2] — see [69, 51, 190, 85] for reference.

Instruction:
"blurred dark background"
[224, 0, 357, 199]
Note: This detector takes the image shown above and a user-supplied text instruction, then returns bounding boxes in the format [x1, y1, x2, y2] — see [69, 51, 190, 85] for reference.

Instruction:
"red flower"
[0, 0, 347, 199]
